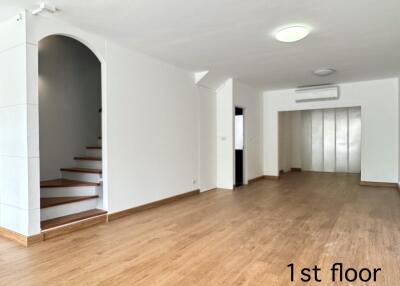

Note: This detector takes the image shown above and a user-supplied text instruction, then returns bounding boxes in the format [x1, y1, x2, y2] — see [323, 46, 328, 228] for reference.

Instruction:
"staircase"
[40, 136, 106, 231]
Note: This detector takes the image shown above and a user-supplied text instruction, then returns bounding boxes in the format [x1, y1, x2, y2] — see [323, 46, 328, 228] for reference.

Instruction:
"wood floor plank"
[0, 172, 399, 285]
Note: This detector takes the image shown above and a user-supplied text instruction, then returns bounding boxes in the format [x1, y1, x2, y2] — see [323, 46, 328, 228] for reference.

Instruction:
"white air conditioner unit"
[295, 85, 339, 102]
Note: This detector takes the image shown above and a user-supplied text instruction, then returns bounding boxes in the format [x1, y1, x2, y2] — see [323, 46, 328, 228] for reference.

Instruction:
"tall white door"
[300, 107, 361, 173]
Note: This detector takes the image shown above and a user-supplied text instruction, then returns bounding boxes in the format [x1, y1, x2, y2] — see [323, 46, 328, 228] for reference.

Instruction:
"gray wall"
[39, 35, 101, 180]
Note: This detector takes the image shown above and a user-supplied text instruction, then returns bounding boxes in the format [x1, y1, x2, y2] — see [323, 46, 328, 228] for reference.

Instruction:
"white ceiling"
[2, 0, 400, 90]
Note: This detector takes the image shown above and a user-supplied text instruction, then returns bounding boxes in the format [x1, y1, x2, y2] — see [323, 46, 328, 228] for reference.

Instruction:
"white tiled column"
[0, 12, 40, 236]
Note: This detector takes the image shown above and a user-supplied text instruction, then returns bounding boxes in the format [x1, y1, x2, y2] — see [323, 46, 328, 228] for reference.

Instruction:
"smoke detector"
[313, 68, 336, 77]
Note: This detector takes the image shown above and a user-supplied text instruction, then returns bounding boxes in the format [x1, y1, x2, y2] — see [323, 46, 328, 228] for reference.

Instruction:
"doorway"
[235, 107, 245, 186]
[38, 35, 104, 229]
[278, 107, 362, 174]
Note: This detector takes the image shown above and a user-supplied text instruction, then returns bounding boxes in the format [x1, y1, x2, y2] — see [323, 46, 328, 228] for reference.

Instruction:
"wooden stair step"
[86, 146, 101, 149]
[61, 167, 102, 174]
[41, 196, 99, 208]
[41, 209, 107, 230]
[41, 179, 100, 188]
[74, 157, 102, 161]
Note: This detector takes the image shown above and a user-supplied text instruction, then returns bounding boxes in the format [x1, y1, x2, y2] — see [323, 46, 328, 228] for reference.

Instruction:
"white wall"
[198, 86, 217, 192]
[39, 35, 101, 180]
[202, 79, 263, 189]
[233, 81, 263, 181]
[264, 78, 399, 183]
[0, 12, 40, 236]
[216, 79, 234, 189]
[23, 12, 200, 219]
[105, 41, 199, 213]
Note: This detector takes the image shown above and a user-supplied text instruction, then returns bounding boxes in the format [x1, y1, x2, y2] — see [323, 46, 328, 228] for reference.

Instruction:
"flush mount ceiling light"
[313, 68, 336, 76]
[275, 25, 310, 43]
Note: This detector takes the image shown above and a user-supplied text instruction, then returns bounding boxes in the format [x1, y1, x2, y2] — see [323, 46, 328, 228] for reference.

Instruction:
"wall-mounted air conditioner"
[295, 85, 339, 102]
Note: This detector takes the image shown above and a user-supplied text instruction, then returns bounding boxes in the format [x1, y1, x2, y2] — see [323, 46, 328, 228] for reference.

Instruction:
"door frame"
[233, 106, 247, 187]
[36, 33, 108, 222]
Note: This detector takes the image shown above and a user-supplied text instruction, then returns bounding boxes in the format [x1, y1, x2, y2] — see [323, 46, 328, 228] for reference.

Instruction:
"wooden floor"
[1, 172, 400, 285]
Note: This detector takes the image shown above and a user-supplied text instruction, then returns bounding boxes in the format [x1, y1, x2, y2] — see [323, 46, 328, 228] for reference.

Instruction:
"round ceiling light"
[275, 25, 311, 43]
[313, 68, 336, 76]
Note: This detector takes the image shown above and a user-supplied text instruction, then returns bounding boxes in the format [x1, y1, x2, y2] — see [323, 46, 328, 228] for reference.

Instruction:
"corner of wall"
[0, 11, 41, 237]
[216, 78, 234, 189]
[398, 77, 400, 184]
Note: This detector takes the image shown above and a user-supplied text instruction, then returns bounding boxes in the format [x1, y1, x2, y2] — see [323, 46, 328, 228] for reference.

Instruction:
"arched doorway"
[38, 35, 106, 230]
